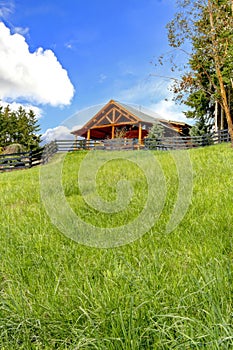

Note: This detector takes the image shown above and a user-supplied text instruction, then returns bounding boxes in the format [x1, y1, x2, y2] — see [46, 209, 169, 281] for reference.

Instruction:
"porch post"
[87, 129, 90, 140]
[112, 125, 115, 139]
[138, 123, 142, 145]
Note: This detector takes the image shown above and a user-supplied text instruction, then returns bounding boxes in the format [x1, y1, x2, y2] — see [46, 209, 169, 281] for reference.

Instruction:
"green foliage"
[190, 116, 210, 136]
[1, 145, 233, 348]
[147, 123, 164, 149]
[186, 90, 215, 134]
[165, 0, 233, 133]
[0, 105, 41, 150]
[190, 116, 214, 145]
[147, 123, 164, 139]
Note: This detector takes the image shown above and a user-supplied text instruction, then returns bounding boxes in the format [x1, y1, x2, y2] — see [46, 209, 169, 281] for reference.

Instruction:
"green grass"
[0, 144, 233, 349]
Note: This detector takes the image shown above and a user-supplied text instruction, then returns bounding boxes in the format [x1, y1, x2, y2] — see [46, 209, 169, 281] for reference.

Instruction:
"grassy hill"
[0, 144, 233, 349]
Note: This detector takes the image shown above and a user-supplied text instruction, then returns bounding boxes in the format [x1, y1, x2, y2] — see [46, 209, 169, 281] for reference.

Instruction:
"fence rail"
[0, 129, 231, 172]
[55, 138, 139, 151]
[145, 129, 230, 150]
[42, 141, 58, 163]
[0, 148, 44, 171]
[54, 129, 230, 152]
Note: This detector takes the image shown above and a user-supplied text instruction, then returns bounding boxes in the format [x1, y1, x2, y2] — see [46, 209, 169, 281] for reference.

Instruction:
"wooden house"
[71, 100, 191, 144]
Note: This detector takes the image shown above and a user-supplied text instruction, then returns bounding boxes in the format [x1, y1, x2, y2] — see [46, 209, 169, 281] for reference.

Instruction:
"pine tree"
[0, 105, 41, 150]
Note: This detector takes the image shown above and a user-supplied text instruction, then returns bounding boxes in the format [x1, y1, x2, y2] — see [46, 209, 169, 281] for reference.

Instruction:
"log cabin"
[71, 100, 191, 144]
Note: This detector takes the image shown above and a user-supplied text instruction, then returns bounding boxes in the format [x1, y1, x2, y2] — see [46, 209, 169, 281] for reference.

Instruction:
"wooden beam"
[87, 129, 91, 140]
[74, 100, 142, 134]
[113, 100, 141, 122]
[112, 125, 115, 139]
[96, 113, 112, 125]
[106, 115, 112, 123]
[115, 111, 138, 124]
[138, 123, 142, 145]
[91, 122, 136, 129]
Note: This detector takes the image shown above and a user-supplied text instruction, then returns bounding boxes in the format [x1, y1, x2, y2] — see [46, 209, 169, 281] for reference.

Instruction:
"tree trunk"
[215, 100, 218, 131]
[208, 0, 233, 144]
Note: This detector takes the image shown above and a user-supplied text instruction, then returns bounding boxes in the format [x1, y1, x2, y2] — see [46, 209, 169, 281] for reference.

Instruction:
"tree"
[165, 0, 233, 142]
[147, 123, 164, 139]
[0, 105, 41, 150]
[190, 116, 210, 136]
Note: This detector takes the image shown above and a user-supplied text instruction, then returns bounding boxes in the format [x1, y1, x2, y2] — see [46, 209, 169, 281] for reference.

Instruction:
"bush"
[2, 143, 25, 155]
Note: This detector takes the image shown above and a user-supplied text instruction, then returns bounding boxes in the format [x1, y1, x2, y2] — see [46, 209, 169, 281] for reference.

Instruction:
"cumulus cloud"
[41, 125, 82, 144]
[149, 99, 193, 124]
[0, 22, 75, 106]
[41, 104, 107, 145]
[42, 126, 73, 144]
[0, 100, 43, 118]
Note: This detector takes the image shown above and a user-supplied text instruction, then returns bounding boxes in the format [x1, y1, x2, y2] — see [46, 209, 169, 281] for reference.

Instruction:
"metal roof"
[71, 100, 191, 136]
[115, 101, 163, 124]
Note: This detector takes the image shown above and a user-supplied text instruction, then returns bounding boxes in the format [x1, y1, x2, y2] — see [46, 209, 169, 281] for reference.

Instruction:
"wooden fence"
[54, 129, 230, 152]
[0, 129, 230, 172]
[0, 148, 45, 172]
[42, 141, 58, 163]
[55, 138, 138, 151]
[145, 129, 230, 150]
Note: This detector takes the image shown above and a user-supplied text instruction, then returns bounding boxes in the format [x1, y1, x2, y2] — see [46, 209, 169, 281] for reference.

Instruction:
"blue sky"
[0, 0, 191, 141]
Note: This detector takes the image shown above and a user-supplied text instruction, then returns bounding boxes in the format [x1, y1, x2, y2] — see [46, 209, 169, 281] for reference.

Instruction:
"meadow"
[0, 144, 233, 349]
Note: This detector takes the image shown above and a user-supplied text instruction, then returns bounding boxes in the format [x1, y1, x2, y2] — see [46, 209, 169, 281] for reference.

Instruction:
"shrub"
[2, 143, 25, 155]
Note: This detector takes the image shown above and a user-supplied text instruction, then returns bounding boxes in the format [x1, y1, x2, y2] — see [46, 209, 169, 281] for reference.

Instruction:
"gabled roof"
[71, 99, 191, 138]
[71, 99, 163, 136]
[118, 101, 162, 124]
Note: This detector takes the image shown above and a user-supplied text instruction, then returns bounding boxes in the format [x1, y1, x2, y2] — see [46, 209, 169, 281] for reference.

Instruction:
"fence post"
[29, 151, 32, 168]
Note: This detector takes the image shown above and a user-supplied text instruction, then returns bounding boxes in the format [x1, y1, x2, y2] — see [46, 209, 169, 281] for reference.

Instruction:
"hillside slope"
[0, 144, 232, 349]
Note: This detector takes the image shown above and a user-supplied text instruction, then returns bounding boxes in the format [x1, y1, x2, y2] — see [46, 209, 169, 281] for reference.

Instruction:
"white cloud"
[42, 126, 73, 144]
[0, 1, 14, 19]
[41, 124, 82, 144]
[0, 100, 43, 118]
[41, 104, 108, 145]
[0, 22, 75, 106]
[117, 78, 194, 124]
[13, 26, 29, 35]
[149, 99, 193, 125]
[117, 79, 168, 103]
